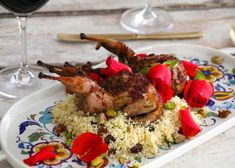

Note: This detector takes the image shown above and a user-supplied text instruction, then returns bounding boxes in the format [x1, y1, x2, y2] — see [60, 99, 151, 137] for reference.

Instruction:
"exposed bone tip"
[64, 61, 71, 67]
[80, 33, 86, 40]
[38, 72, 45, 79]
[95, 43, 101, 50]
[37, 60, 43, 66]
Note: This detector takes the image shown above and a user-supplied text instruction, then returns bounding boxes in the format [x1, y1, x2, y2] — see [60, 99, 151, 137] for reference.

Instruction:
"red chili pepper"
[23, 145, 56, 166]
[179, 107, 201, 138]
[71, 132, 108, 163]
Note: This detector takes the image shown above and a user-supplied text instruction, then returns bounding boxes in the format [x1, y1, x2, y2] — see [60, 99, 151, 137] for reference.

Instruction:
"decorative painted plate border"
[15, 57, 235, 167]
[1, 44, 234, 168]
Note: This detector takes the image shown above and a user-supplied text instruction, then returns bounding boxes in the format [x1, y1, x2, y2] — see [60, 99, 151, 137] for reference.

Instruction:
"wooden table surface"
[0, 0, 235, 167]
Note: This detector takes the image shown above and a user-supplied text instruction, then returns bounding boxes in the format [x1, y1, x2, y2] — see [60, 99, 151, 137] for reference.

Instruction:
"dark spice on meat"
[129, 54, 178, 72]
[100, 72, 149, 100]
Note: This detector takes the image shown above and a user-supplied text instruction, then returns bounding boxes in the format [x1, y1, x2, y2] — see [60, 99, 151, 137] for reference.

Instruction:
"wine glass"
[0, 0, 52, 98]
[120, 0, 174, 34]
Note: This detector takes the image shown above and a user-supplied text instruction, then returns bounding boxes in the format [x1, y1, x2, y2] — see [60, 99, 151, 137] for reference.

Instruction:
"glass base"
[0, 66, 54, 99]
[120, 8, 174, 34]
[10, 66, 35, 86]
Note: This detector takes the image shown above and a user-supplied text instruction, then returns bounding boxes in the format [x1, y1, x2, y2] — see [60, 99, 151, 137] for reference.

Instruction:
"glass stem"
[145, 0, 151, 9]
[136, 0, 157, 22]
[17, 16, 28, 68]
[10, 16, 34, 86]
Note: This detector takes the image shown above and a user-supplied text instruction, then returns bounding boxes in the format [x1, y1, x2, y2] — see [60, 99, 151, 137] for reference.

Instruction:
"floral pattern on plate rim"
[16, 57, 235, 167]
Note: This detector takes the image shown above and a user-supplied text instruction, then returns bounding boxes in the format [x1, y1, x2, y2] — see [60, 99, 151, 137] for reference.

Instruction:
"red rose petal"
[135, 53, 147, 59]
[191, 80, 214, 99]
[188, 95, 208, 108]
[183, 80, 193, 102]
[184, 80, 214, 108]
[180, 107, 201, 138]
[71, 132, 102, 156]
[104, 56, 132, 76]
[80, 141, 108, 162]
[154, 79, 174, 103]
[182, 60, 198, 78]
[23, 145, 56, 166]
[146, 64, 173, 102]
[39, 145, 54, 152]
[88, 72, 102, 82]
[99, 68, 106, 75]
[147, 64, 171, 86]
[71, 132, 108, 163]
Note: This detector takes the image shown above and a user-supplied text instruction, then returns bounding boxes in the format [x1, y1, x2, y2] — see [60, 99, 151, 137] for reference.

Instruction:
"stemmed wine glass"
[0, 0, 52, 98]
[120, 0, 174, 34]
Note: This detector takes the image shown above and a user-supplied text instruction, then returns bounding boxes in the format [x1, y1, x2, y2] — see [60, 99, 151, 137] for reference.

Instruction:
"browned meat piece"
[123, 90, 157, 117]
[127, 54, 187, 96]
[37, 60, 94, 77]
[80, 34, 187, 96]
[171, 61, 188, 96]
[128, 53, 177, 72]
[100, 72, 149, 110]
[100, 72, 149, 100]
[119, 53, 187, 96]
[100, 72, 162, 121]
[125, 85, 163, 123]
[133, 107, 162, 123]
[38, 72, 113, 114]
[80, 33, 135, 63]
[39, 70, 163, 123]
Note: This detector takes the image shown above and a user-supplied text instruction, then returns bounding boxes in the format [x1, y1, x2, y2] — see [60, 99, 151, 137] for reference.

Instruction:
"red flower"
[183, 80, 214, 108]
[71, 132, 108, 163]
[23, 145, 56, 166]
[147, 64, 174, 103]
[180, 107, 201, 138]
[182, 60, 198, 78]
[103, 56, 132, 77]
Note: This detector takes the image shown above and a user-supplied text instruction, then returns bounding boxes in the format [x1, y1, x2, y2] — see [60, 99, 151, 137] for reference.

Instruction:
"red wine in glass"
[0, 0, 49, 15]
[0, 0, 51, 98]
